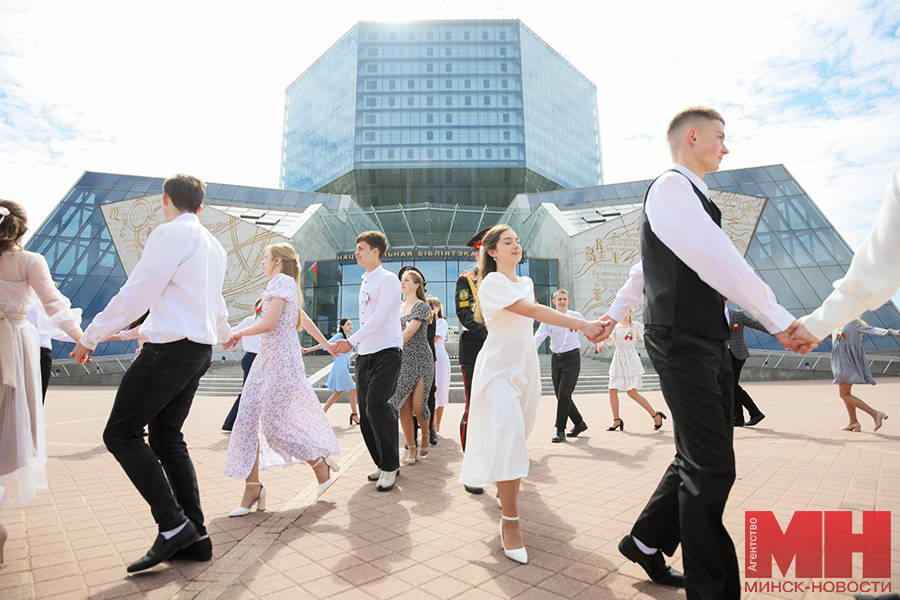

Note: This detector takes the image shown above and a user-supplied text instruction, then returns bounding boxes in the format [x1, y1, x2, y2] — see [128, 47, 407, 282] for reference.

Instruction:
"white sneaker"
[367, 468, 382, 481]
[376, 469, 398, 491]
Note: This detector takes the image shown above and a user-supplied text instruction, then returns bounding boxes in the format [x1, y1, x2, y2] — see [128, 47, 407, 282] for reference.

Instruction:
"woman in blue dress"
[304, 318, 359, 425]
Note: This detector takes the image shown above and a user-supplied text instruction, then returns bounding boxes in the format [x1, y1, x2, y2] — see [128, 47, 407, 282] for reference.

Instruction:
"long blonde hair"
[268, 243, 304, 331]
[473, 224, 512, 323]
[403, 269, 433, 323]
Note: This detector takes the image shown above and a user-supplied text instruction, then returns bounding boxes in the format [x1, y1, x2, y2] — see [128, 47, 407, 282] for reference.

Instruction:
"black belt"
[552, 348, 580, 356]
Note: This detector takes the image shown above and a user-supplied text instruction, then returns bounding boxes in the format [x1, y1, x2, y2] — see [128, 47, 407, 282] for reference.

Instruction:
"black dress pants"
[459, 360, 475, 451]
[632, 326, 740, 600]
[551, 349, 583, 431]
[40, 347, 52, 404]
[224, 352, 257, 428]
[102, 339, 212, 534]
[356, 348, 402, 472]
[731, 353, 762, 423]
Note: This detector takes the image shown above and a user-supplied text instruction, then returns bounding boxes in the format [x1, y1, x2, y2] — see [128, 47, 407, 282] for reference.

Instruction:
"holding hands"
[777, 320, 820, 354]
[333, 338, 354, 355]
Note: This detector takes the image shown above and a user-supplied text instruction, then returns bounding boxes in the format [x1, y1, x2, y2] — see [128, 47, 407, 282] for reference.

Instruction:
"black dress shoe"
[169, 536, 212, 562]
[567, 421, 588, 437]
[733, 420, 745, 427]
[464, 485, 484, 495]
[745, 413, 766, 427]
[221, 423, 233, 432]
[429, 429, 438, 446]
[618, 534, 685, 588]
[551, 430, 566, 443]
[126, 521, 199, 573]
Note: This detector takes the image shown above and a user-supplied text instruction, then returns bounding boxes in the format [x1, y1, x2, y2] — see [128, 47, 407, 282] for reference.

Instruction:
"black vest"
[640, 170, 729, 340]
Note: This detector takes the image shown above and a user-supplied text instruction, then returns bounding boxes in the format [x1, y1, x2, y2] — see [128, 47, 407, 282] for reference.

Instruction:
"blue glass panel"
[788, 196, 829, 228]
[765, 165, 791, 181]
[778, 267, 821, 307]
[232, 187, 254, 202]
[548, 259, 558, 286]
[760, 204, 791, 232]
[83, 190, 109, 205]
[113, 175, 138, 191]
[36, 204, 77, 237]
[758, 269, 800, 310]
[54, 240, 93, 275]
[57, 275, 87, 307]
[71, 238, 110, 276]
[282, 191, 302, 206]
[746, 167, 773, 182]
[25, 235, 52, 255]
[775, 232, 815, 267]
[76, 173, 102, 187]
[96, 174, 120, 189]
[58, 207, 94, 238]
[758, 182, 783, 198]
[754, 233, 794, 268]
[250, 188, 270, 204]
[148, 180, 164, 194]
[799, 267, 836, 297]
[813, 229, 853, 264]
[629, 181, 649, 197]
[599, 186, 618, 200]
[103, 191, 127, 204]
[88, 245, 121, 278]
[63, 187, 93, 204]
[35, 239, 71, 270]
[873, 304, 900, 330]
[86, 276, 125, 315]
[267, 190, 286, 205]
[567, 188, 585, 205]
[737, 184, 763, 197]
[612, 184, 632, 198]
[299, 193, 318, 206]
[820, 264, 847, 283]
[583, 187, 601, 202]
[794, 230, 836, 265]
[730, 169, 755, 185]
[133, 177, 156, 193]
[712, 172, 736, 187]
[77, 208, 108, 239]
[413, 260, 445, 284]
[216, 185, 238, 200]
[205, 183, 223, 198]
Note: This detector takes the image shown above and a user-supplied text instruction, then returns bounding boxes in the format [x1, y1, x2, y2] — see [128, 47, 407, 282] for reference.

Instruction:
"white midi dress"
[434, 318, 451, 409]
[458, 273, 540, 486]
[1, 251, 81, 508]
[607, 322, 645, 391]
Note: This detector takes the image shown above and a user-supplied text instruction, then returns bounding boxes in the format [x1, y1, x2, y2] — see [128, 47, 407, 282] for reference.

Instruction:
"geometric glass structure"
[281, 19, 603, 208]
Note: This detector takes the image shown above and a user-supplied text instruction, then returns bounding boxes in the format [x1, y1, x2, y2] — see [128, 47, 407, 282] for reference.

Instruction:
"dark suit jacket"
[727, 308, 768, 361]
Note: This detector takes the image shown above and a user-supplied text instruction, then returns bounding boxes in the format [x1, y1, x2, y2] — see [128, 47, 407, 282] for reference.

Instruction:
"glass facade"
[25, 172, 344, 358]
[303, 256, 559, 339]
[519, 164, 900, 353]
[280, 19, 602, 207]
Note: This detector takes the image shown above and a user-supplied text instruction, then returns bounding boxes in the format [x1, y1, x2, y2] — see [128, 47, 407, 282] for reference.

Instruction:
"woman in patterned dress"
[597, 310, 666, 431]
[831, 318, 898, 432]
[224, 243, 341, 516]
[389, 267, 434, 465]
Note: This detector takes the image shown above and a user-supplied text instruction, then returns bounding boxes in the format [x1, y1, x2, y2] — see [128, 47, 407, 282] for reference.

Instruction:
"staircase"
[195, 349, 660, 400]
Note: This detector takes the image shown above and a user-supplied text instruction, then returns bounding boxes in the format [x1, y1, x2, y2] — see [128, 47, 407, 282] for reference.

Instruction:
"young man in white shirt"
[72, 174, 232, 572]
[597, 108, 810, 598]
[533, 289, 588, 443]
[334, 231, 403, 491]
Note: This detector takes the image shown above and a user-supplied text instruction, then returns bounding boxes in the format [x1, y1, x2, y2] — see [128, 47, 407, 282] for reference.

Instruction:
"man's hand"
[321, 341, 338, 357]
[593, 314, 617, 343]
[775, 320, 819, 354]
[580, 319, 604, 343]
[70, 341, 94, 365]
[333, 339, 353, 354]
[221, 332, 238, 350]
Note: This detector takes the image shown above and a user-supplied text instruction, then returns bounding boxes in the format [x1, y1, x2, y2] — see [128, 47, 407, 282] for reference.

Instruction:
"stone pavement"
[1, 378, 898, 600]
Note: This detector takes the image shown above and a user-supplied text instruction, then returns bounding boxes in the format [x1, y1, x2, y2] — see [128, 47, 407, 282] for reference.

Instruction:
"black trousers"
[40, 347, 52, 404]
[551, 349, 583, 431]
[459, 360, 475, 451]
[356, 348, 402, 472]
[103, 339, 212, 534]
[632, 326, 739, 600]
[731, 353, 762, 423]
[224, 352, 257, 427]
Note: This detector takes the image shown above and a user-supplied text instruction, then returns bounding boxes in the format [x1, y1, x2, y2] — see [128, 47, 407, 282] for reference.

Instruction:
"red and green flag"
[308, 261, 318, 286]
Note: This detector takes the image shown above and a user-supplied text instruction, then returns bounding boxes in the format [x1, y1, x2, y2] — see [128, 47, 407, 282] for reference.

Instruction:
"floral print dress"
[224, 274, 340, 477]
[388, 300, 434, 422]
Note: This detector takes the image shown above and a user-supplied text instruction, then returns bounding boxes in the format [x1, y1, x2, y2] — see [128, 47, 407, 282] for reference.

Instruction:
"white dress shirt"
[608, 164, 795, 334]
[804, 166, 900, 340]
[534, 310, 585, 353]
[81, 213, 231, 349]
[347, 264, 402, 355]
[234, 315, 262, 354]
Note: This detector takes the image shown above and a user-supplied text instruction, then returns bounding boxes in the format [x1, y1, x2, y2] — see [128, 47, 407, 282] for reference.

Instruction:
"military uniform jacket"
[456, 272, 487, 365]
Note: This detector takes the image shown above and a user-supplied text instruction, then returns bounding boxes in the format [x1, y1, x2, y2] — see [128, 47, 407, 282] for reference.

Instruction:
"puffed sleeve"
[263, 274, 298, 302]
[477, 273, 531, 321]
[436, 318, 448, 339]
[27, 252, 82, 338]
[411, 301, 431, 322]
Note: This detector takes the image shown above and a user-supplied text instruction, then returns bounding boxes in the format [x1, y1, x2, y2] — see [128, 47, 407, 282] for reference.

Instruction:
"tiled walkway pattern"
[1, 379, 898, 599]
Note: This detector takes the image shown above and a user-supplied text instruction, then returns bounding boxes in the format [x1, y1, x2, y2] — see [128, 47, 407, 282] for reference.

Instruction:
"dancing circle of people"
[2, 107, 899, 599]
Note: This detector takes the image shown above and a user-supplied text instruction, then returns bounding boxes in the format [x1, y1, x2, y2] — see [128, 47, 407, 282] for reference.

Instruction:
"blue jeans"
[224, 352, 257, 427]
[103, 339, 212, 534]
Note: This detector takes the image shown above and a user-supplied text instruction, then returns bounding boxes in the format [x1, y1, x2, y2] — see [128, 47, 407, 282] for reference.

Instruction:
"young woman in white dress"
[428, 297, 451, 433]
[597, 310, 666, 431]
[1, 201, 84, 561]
[457, 225, 602, 564]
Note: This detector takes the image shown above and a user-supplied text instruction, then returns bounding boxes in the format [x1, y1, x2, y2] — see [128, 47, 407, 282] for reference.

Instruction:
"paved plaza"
[1, 378, 898, 599]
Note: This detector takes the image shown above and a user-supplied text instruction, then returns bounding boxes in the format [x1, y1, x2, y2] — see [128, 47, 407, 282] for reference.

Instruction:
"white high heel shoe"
[314, 457, 341, 498]
[229, 482, 265, 517]
[499, 514, 528, 564]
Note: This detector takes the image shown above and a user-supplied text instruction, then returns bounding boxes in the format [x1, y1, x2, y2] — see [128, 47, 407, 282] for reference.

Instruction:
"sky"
[1, 0, 899, 302]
